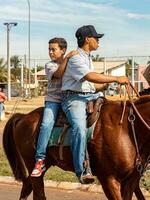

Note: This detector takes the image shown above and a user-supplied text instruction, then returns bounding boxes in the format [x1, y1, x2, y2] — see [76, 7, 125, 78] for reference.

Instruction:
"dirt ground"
[0, 94, 134, 133]
[0, 96, 45, 132]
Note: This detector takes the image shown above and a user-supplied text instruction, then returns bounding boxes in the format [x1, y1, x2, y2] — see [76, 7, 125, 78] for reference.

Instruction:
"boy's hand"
[66, 50, 78, 59]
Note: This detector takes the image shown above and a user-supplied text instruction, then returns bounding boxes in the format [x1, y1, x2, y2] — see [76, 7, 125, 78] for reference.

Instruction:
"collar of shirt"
[77, 47, 90, 57]
[77, 47, 93, 70]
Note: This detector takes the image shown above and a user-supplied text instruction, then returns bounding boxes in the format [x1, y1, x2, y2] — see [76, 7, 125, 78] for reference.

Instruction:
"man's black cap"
[75, 25, 104, 40]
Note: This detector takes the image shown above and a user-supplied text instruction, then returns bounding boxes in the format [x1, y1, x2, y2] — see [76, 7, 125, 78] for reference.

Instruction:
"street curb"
[0, 176, 103, 193]
[0, 176, 150, 197]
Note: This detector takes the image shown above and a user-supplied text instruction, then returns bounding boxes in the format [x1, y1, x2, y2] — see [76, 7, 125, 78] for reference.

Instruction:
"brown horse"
[3, 91, 150, 200]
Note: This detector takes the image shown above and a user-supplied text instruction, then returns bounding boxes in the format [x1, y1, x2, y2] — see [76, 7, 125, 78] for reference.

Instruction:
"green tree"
[31, 65, 44, 73]
[0, 58, 7, 82]
[125, 59, 139, 79]
[91, 54, 104, 61]
[10, 55, 21, 68]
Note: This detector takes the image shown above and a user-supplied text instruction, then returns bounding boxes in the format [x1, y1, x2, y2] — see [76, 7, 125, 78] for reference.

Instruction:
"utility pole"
[3, 22, 17, 101]
[27, 0, 31, 97]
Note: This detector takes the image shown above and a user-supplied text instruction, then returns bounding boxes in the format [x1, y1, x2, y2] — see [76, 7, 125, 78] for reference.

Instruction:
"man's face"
[48, 43, 65, 61]
[88, 37, 99, 51]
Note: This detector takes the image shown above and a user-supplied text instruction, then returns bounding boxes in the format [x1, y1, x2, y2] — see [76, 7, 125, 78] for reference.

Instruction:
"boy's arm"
[53, 50, 78, 78]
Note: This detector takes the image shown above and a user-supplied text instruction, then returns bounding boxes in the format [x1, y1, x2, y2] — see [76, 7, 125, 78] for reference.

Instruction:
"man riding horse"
[61, 25, 129, 184]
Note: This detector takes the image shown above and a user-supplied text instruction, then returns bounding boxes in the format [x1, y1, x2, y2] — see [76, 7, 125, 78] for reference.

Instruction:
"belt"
[63, 90, 92, 95]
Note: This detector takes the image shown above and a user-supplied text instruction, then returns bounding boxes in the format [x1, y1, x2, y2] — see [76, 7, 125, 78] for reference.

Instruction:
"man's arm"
[84, 72, 129, 85]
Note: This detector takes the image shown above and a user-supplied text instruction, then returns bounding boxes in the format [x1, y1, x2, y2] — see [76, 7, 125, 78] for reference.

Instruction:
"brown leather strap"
[126, 84, 150, 131]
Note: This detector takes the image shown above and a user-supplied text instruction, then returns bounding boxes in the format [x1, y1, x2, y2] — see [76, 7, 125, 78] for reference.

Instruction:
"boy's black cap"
[75, 25, 104, 40]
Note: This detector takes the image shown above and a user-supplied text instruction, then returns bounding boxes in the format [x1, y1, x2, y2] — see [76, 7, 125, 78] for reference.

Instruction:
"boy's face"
[48, 43, 65, 61]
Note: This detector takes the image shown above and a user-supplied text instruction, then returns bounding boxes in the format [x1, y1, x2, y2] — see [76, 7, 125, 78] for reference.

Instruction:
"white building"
[93, 60, 127, 76]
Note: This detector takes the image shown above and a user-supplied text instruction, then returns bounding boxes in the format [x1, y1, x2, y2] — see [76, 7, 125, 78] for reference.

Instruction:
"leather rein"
[119, 83, 150, 171]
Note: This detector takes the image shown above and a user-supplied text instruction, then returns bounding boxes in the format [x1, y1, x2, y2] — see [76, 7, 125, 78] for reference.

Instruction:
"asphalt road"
[0, 183, 107, 200]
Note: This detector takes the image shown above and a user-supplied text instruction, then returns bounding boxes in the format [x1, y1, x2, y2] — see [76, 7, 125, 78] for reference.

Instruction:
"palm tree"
[10, 55, 21, 68]
[91, 54, 104, 61]
[0, 58, 7, 82]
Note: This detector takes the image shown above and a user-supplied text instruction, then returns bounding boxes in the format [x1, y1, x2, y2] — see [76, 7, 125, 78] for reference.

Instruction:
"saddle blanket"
[48, 123, 96, 147]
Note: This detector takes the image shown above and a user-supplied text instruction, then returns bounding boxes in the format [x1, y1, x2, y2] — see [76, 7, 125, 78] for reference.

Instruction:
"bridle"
[119, 83, 150, 173]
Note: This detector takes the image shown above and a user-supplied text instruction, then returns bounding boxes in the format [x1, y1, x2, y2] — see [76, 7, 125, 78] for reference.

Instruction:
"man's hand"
[116, 76, 130, 85]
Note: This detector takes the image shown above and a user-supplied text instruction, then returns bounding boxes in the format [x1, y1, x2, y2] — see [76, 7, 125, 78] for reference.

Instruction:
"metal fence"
[1, 55, 150, 98]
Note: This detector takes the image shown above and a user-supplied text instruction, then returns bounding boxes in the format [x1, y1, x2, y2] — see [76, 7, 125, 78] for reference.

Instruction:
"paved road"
[0, 183, 107, 200]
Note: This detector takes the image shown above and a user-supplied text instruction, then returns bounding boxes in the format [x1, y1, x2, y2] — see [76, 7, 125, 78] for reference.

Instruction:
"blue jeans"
[61, 92, 100, 177]
[0, 103, 4, 120]
[35, 101, 60, 161]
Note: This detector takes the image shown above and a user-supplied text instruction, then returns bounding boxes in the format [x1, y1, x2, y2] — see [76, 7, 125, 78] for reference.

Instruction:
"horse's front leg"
[30, 176, 46, 200]
[19, 176, 32, 200]
[121, 174, 145, 200]
[100, 177, 122, 200]
[134, 185, 145, 200]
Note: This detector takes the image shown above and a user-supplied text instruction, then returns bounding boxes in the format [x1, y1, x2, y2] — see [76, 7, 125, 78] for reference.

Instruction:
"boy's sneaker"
[79, 172, 95, 184]
[31, 159, 46, 177]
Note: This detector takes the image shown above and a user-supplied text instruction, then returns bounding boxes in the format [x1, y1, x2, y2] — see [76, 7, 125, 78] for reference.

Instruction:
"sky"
[0, 0, 150, 61]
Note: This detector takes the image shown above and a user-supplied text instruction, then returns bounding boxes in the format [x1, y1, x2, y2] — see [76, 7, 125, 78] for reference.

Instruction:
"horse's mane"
[139, 87, 150, 96]
[134, 95, 150, 105]
[104, 92, 150, 107]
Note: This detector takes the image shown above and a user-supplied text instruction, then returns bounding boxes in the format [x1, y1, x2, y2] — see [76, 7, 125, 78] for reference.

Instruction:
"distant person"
[31, 37, 77, 177]
[61, 25, 130, 184]
[0, 88, 7, 121]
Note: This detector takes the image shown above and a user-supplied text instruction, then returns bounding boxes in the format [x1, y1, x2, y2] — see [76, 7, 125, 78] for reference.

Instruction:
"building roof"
[36, 69, 46, 76]
[36, 60, 127, 76]
[93, 60, 127, 73]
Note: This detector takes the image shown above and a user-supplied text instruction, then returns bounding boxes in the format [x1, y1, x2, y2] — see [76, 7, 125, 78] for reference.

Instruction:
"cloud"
[0, 0, 150, 58]
[127, 13, 150, 20]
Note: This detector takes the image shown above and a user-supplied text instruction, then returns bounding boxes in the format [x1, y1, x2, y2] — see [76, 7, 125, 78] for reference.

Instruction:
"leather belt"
[63, 90, 92, 95]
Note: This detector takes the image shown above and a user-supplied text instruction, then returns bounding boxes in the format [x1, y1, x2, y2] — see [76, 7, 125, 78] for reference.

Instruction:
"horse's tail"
[3, 113, 27, 181]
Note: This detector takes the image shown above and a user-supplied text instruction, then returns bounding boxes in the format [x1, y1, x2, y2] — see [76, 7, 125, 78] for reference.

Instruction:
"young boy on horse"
[31, 38, 76, 177]
[61, 25, 130, 184]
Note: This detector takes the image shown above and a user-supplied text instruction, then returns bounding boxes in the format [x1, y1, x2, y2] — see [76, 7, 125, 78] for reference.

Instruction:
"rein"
[126, 83, 150, 131]
[119, 83, 150, 169]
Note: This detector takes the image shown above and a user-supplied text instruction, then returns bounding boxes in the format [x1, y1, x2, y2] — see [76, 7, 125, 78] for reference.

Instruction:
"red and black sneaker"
[31, 159, 46, 177]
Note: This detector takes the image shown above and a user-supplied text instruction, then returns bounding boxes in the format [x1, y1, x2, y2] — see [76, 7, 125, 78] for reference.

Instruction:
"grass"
[0, 146, 79, 182]
[0, 147, 13, 177]
[1, 146, 150, 191]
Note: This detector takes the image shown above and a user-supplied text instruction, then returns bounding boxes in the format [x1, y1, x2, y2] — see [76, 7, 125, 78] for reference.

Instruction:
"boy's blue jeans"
[61, 92, 101, 177]
[35, 101, 60, 161]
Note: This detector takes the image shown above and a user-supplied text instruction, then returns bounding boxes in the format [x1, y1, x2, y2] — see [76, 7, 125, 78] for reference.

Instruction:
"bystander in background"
[0, 87, 7, 121]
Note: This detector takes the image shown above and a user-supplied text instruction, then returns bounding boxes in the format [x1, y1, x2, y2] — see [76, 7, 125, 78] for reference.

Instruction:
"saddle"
[53, 97, 104, 144]
[48, 97, 104, 160]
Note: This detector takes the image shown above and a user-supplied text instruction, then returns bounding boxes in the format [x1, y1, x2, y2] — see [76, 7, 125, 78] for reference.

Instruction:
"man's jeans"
[35, 101, 60, 161]
[61, 92, 101, 177]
